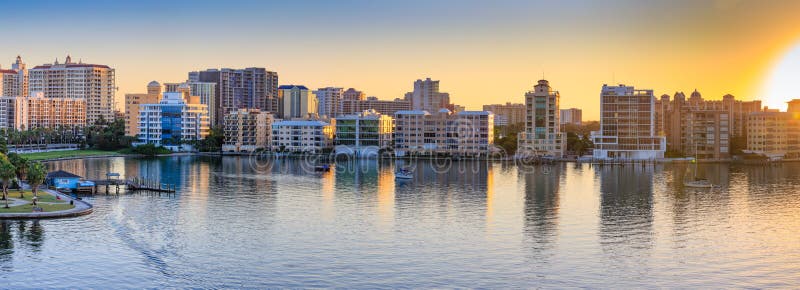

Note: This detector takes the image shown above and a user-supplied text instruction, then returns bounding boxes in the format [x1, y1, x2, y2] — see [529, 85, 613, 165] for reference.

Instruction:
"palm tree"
[0, 156, 16, 208]
[26, 162, 46, 206]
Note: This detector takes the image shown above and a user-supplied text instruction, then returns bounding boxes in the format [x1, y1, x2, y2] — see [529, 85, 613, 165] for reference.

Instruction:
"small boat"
[314, 164, 331, 172]
[684, 179, 715, 188]
[395, 169, 414, 180]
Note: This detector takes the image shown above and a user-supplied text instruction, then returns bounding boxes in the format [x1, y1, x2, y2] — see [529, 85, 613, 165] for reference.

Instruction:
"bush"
[131, 144, 172, 156]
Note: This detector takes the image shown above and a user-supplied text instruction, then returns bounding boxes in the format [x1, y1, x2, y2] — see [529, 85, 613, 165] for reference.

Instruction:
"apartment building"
[357, 97, 411, 117]
[314, 87, 343, 118]
[137, 92, 210, 150]
[0, 94, 86, 130]
[279, 85, 316, 119]
[394, 109, 494, 157]
[654, 90, 739, 159]
[334, 109, 393, 156]
[340, 88, 366, 115]
[592, 84, 666, 160]
[560, 108, 582, 125]
[28, 55, 115, 124]
[746, 100, 800, 159]
[483, 102, 526, 126]
[404, 78, 451, 112]
[190, 68, 278, 125]
[125, 81, 162, 136]
[271, 120, 334, 153]
[0, 56, 27, 98]
[517, 80, 566, 157]
[223, 109, 274, 153]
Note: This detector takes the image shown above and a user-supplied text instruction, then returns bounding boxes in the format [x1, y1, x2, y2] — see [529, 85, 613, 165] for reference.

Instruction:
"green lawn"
[4, 190, 65, 203]
[19, 149, 124, 161]
[0, 202, 75, 213]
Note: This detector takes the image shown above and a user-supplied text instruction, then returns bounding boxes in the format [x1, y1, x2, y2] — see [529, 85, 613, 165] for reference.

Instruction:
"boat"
[395, 169, 414, 180]
[314, 164, 331, 172]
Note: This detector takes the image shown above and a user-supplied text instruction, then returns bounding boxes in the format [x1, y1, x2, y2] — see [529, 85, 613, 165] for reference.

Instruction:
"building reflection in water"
[596, 165, 655, 258]
[521, 163, 562, 253]
[0, 221, 45, 268]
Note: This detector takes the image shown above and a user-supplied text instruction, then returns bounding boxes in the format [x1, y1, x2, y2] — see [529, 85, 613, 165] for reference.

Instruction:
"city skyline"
[3, 0, 800, 119]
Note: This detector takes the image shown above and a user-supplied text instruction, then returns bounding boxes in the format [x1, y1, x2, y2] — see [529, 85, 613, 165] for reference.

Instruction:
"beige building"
[334, 109, 394, 156]
[125, 81, 162, 136]
[592, 84, 665, 160]
[271, 120, 334, 153]
[0, 94, 86, 130]
[279, 85, 316, 119]
[223, 109, 274, 153]
[560, 108, 582, 125]
[518, 80, 566, 157]
[28, 55, 115, 124]
[483, 102, 525, 126]
[340, 88, 366, 116]
[746, 100, 800, 159]
[394, 109, 494, 157]
[0, 56, 27, 98]
[404, 78, 451, 112]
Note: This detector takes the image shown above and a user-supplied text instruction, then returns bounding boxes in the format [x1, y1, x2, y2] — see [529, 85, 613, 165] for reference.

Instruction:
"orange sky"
[2, 1, 800, 119]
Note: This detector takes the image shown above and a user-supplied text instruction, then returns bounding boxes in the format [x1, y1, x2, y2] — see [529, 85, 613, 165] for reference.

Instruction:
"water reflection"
[521, 164, 562, 253]
[597, 165, 655, 258]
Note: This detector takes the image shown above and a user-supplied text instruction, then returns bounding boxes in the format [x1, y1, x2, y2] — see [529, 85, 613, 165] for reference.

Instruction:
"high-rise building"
[28, 55, 115, 124]
[518, 80, 566, 157]
[592, 84, 665, 160]
[190, 68, 277, 125]
[334, 109, 394, 156]
[137, 92, 210, 150]
[223, 109, 274, 153]
[271, 120, 334, 153]
[394, 109, 494, 157]
[655, 90, 762, 158]
[124, 81, 162, 136]
[0, 56, 27, 98]
[340, 88, 366, 115]
[560, 108, 582, 125]
[278, 85, 315, 119]
[0, 93, 86, 130]
[483, 102, 526, 126]
[404, 78, 451, 112]
[313, 87, 343, 118]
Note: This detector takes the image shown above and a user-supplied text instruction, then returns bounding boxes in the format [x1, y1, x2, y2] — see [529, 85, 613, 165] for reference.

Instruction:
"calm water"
[0, 156, 798, 288]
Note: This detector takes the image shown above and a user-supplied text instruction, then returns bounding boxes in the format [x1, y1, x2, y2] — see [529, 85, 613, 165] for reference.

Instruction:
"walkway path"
[0, 187, 93, 219]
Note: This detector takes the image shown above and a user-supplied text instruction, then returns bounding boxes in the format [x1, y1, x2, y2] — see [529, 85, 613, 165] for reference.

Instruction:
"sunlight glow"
[764, 41, 800, 111]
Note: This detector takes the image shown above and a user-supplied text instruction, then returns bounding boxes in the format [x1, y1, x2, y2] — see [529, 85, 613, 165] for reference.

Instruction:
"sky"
[2, 0, 800, 120]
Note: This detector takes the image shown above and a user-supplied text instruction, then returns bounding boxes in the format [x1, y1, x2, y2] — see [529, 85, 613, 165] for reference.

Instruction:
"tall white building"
[28, 55, 115, 124]
[313, 87, 343, 118]
[404, 78, 451, 112]
[517, 80, 566, 157]
[137, 92, 210, 151]
[592, 84, 666, 160]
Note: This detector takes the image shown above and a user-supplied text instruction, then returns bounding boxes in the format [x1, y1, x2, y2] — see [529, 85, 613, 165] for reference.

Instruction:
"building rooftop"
[395, 110, 430, 116]
[278, 85, 309, 90]
[272, 120, 330, 126]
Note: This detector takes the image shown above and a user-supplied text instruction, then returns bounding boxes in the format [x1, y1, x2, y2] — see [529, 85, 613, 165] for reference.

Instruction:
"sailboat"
[684, 154, 715, 188]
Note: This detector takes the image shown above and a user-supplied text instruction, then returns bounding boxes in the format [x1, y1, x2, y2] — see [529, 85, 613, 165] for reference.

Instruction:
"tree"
[7, 152, 27, 182]
[0, 156, 16, 208]
[26, 162, 46, 206]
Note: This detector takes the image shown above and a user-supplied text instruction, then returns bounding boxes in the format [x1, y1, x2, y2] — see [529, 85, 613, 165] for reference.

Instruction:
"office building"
[137, 92, 210, 150]
[517, 80, 566, 157]
[334, 109, 394, 156]
[28, 55, 115, 124]
[271, 120, 334, 153]
[0, 56, 27, 98]
[483, 102, 526, 126]
[560, 108, 582, 125]
[223, 109, 274, 153]
[313, 87, 343, 118]
[404, 78, 451, 112]
[592, 84, 665, 160]
[124, 81, 162, 136]
[394, 109, 494, 157]
[279, 85, 315, 119]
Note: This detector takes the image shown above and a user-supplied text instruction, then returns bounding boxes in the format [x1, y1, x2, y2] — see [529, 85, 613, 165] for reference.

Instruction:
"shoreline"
[0, 188, 93, 220]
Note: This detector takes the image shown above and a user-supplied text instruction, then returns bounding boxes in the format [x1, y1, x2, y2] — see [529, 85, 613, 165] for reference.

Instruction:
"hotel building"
[334, 109, 394, 156]
[592, 84, 666, 160]
[560, 108, 582, 125]
[28, 55, 115, 124]
[137, 92, 210, 150]
[222, 109, 274, 153]
[0, 94, 86, 130]
[394, 109, 494, 157]
[517, 80, 566, 157]
[271, 120, 334, 153]
[483, 102, 526, 126]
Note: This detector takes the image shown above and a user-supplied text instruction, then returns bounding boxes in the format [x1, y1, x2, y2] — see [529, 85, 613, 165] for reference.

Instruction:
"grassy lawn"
[4, 190, 64, 203]
[19, 149, 125, 161]
[0, 202, 75, 213]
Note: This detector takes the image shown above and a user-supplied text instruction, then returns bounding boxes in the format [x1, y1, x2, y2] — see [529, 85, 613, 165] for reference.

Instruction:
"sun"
[763, 41, 800, 111]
